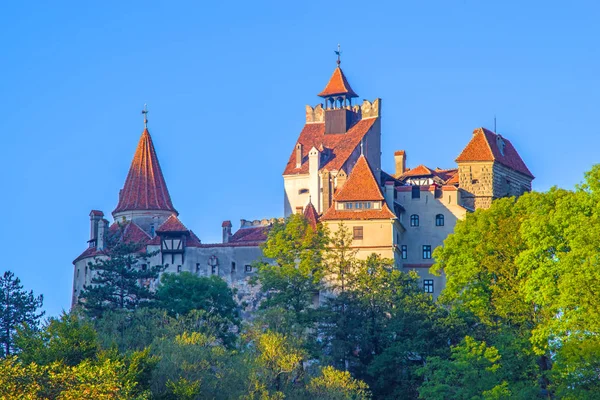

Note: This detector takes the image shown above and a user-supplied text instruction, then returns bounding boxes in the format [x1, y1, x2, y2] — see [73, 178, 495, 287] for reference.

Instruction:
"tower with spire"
[283, 46, 382, 217]
[71, 110, 274, 312]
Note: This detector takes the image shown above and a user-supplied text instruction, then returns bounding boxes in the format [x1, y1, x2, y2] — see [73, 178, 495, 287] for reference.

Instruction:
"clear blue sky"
[1, 1, 598, 317]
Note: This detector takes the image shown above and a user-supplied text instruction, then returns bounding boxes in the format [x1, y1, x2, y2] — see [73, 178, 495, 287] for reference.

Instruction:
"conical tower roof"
[112, 128, 177, 216]
[318, 66, 358, 98]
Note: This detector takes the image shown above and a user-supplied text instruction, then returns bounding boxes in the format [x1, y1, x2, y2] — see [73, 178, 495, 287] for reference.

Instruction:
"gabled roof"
[113, 128, 177, 215]
[455, 128, 534, 178]
[318, 67, 358, 98]
[334, 155, 384, 202]
[230, 226, 270, 243]
[283, 118, 377, 175]
[73, 221, 151, 263]
[402, 164, 432, 177]
[156, 215, 189, 233]
[303, 201, 319, 230]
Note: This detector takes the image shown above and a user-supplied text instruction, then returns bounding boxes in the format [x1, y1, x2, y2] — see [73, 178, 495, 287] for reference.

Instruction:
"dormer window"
[496, 135, 506, 156]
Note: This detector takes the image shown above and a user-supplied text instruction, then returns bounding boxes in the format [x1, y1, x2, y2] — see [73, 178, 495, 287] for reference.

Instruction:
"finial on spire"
[142, 104, 149, 129]
[360, 139, 364, 155]
[335, 44, 342, 66]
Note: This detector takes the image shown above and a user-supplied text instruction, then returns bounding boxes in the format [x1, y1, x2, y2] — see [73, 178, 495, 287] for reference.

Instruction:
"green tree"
[325, 223, 358, 295]
[79, 223, 166, 318]
[15, 312, 99, 366]
[308, 366, 371, 400]
[155, 272, 238, 321]
[0, 271, 44, 356]
[417, 336, 511, 400]
[252, 213, 328, 334]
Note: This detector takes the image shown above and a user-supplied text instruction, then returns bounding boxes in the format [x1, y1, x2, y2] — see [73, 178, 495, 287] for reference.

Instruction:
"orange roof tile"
[320, 202, 396, 221]
[401, 164, 432, 177]
[334, 155, 384, 202]
[157, 215, 189, 233]
[283, 118, 377, 175]
[113, 128, 177, 215]
[303, 201, 319, 230]
[318, 67, 358, 98]
[455, 128, 534, 178]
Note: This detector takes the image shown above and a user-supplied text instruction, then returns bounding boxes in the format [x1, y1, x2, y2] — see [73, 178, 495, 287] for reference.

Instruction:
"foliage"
[15, 312, 99, 366]
[308, 366, 371, 400]
[417, 336, 510, 400]
[0, 270, 44, 356]
[79, 223, 166, 318]
[253, 214, 327, 315]
[0, 355, 149, 400]
[155, 272, 238, 322]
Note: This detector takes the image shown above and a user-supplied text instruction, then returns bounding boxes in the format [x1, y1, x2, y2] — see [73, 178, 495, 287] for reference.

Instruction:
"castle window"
[177, 265, 182, 273]
[412, 186, 420, 199]
[344, 202, 353, 210]
[245, 265, 252, 273]
[472, 179, 479, 184]
[401, 245, 407, 259]
[424, 279, 434, 293]
[435, 214, 444, 226]
[298, 188, 309, 195]
[410, 214, 419, 227]
[231, 262, 236, 273]
[355, 202, 362, 209]
[295, 206, 303, 214]
[196, 263, 201, 273]
[150, 224, 155, 237]
[353, 226, 364, 240]
[77, 269, 80, 278]
[211, 265, 217, 275]
[141, 264, 147, 271]
[423, 245, 432, 259]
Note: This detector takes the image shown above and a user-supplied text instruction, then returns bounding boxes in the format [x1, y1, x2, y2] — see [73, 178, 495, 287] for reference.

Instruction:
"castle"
[72, 55, 533, 305]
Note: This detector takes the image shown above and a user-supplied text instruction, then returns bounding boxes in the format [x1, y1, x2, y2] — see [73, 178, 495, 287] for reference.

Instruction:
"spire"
[112, 124, 177, 216]
[303, 198, 319, 230]
[318, 45, 358, 99]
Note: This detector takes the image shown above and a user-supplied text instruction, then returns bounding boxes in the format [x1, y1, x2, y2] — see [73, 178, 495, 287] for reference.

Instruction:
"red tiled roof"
[157, 215, 188, 233]
[318, 67, 358, 98]
[283, 118, 377, 175]
[445, 173, 459, 185]
[334, 155, 385, 202]
[455, 128, 534, 178]
[303, 201, 319, 229]
[402, 164, 432, 177]
[73, 221, 151, 263]
[222, 220, 232, 228]
[230, 226, 270, 243]
[90, 210, 104, 217]
[394, 150, 405, 156]
[187, 230, 202, 247]
[113, 128, 178, 215]
[320, 202, 396, 221]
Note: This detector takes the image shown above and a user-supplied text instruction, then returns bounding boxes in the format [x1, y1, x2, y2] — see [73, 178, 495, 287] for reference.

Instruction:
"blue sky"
[1, 1, 598, 317]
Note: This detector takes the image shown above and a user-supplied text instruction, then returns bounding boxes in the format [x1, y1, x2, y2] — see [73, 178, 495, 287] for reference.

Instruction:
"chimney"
[336, 169, 347, 192]
[295, 143, 303, 169]
[89, 210, 104, 244]
[309, 147, 321, 212]
[222, 220, 232, 243]
[321, 170, 332, 212]
[394, 150, 406, 176]
[385, 181, 395, 212]
[97, 219, 108, 250]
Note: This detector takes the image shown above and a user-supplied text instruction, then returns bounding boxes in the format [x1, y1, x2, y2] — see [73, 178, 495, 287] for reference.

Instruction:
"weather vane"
[335, 44, 342, 65]
[141, 104, 149, 128]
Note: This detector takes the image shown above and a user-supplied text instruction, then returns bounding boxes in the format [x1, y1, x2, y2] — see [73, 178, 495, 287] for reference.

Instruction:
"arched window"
[435, 214, 444, 226]
[410, 214, 419, 227]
